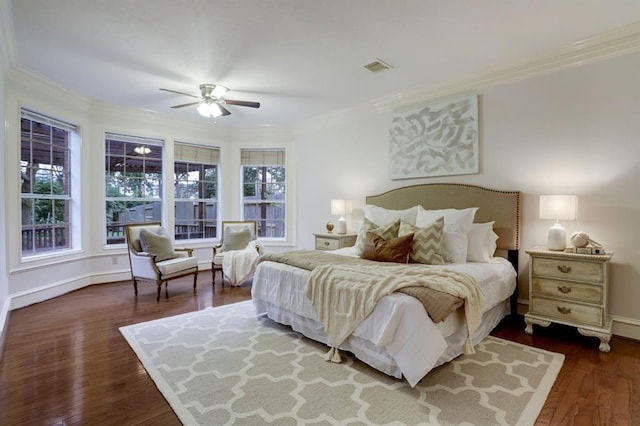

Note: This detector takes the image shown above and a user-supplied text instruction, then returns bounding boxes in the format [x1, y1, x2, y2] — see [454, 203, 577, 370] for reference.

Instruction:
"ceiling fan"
[160, 84, 260, 118]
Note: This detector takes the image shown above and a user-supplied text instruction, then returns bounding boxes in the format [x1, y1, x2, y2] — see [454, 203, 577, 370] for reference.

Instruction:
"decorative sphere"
[326, 222, 334, 233]
[570, 231, 590, 248]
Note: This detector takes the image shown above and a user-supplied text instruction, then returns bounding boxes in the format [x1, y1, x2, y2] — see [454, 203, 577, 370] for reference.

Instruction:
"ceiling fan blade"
[171, 101, 200, 109]
[219, 104, 231, 116]
[160, 88, 200, 99]
[224, 99, 260, 108]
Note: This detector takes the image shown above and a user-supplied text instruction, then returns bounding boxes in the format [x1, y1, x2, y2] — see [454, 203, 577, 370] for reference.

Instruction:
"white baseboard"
[0, 297, 10, 361]
[9, 269, 131, 310]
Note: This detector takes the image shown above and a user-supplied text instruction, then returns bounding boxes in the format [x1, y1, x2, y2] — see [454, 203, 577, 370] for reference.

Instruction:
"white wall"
[2, 32, 640, 340]
[294, 50, 640, 338]
[0, 32, 8, 354]
[4, 70, 295, 309]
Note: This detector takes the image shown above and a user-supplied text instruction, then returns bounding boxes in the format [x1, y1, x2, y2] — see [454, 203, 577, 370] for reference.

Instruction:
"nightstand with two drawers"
[313, 233, 357, 251]
[524, 246, 613, 352]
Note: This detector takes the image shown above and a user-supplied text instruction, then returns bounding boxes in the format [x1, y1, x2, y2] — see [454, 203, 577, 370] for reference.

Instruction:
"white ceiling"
[6, 1, 640, 127]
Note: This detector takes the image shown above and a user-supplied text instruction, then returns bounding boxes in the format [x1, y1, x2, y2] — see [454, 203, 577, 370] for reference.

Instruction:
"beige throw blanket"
[260, 251, 464, 322]
[304, 263, 485, 358]
[222, 240, 263, 286]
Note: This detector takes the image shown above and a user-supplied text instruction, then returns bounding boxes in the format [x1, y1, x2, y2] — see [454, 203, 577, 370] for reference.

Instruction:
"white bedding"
[251, 248, 516, 387]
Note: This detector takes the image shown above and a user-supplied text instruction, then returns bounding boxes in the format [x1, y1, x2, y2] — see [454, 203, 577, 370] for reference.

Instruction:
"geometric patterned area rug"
[120, 301, 564, 426]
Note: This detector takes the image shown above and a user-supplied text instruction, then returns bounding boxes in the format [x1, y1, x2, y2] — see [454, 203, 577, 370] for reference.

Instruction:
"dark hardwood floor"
[1, 276, 638, 425]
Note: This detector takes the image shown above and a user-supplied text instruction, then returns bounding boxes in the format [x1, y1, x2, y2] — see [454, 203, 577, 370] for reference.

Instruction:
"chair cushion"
[221, 227, 253, 252]
[213, 253, 224, 266]
[139, 227, 177, 262]
[156, 256, 198, 276]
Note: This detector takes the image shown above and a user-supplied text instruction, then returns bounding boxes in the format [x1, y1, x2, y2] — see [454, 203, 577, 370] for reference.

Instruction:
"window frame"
[240, 148, 287, 240]
[20, 108, 78, 258]
[104, 132, 164, 245]
[173, 142, 220, 241]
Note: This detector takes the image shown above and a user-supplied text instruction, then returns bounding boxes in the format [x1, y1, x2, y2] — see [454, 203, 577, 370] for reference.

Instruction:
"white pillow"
[415, 206, 478, 234]
[441, 231, 468, 264]
[416, 207, 478, 264]
[467, 222, 498, 262]
[363, 205, 418, 227]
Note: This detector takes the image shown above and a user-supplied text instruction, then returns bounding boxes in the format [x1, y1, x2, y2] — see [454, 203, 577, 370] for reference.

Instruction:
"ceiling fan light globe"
[197, 102, 211, 117]
[211, 85, 229, 99]
[210, 103, 223, 117]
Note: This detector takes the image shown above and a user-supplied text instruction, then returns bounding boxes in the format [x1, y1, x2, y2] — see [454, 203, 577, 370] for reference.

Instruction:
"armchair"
[212, 220, 262, 286]
[125, 222, 199, 301]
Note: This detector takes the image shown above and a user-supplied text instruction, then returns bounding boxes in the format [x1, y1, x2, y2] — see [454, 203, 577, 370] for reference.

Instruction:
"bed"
[252, 183, 521, 387]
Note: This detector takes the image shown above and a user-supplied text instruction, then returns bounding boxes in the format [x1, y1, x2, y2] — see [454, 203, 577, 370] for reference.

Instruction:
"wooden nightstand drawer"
[532, 257, 603, 283]
[315, 237, 340, 250]
[530, 296, 603, 327]
[531, 277, 602, 304]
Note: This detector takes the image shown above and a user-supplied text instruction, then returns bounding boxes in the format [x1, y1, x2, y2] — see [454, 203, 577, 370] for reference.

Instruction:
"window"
[174, 143, 219, 240]
[105, 133, 163, 244]
[241, 148, 286, 238]
[20, 109, 77, 257]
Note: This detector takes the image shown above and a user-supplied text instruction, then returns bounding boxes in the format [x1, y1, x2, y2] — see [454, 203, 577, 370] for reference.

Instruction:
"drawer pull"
[324, 241, 330, 246]
[557, 285, 572, 294]
[557, 306, 572, 315]
[557, 265, 572, 273]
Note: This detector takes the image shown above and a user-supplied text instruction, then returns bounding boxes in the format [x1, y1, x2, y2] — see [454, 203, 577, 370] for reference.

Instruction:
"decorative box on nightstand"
[524, 246, 614, 352]
[313, 233, 357, 251]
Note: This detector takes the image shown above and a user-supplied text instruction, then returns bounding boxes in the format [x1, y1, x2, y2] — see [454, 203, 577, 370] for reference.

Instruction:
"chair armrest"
[212, 243, 223, 256]
[254, 241, 264, 255]
[176, 247, 194, 257]
[129, 251, 160, 278]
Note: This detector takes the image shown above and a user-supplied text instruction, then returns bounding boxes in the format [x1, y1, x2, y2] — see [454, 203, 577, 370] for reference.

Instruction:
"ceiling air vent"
[364, 59, 393, 73]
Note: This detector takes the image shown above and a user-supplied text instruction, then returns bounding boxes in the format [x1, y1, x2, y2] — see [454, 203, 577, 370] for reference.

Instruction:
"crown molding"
[372, 21, 640, 112]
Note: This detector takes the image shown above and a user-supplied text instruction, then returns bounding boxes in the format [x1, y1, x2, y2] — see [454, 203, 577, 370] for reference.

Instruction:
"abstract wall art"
[389, 95, 479, 179]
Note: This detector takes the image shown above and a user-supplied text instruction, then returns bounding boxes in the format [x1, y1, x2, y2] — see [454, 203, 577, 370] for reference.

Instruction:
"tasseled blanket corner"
[463, 338, 476, 355]
[324, 347, 342, 363]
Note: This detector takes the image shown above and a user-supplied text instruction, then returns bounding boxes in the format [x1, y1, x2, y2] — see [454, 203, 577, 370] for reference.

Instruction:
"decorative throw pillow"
[361, 231, 414, 263]
[354, 218, 401, 256]
[363, 205, 419, 227]
[416, 207, 478, 264]
[467, 222, 499, 262]
[221, 227, 253, 252]
[139, 227, 177, 262]
[398, 217, 445, 265]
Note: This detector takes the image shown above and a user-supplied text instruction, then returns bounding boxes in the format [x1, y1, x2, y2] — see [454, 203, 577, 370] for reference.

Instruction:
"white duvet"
[251, 248, 516, 387]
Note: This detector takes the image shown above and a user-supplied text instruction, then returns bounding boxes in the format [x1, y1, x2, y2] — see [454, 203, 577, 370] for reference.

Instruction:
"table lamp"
[539, 195, 577, 250]
[331, 199, 351, 234]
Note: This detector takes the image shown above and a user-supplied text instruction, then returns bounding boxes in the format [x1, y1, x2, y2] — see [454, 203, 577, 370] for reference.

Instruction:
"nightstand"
[313, 233, 357, 251]
[524, 246, 613, 352]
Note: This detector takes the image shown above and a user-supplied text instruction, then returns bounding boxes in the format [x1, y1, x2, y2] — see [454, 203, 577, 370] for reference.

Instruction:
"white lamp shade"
[331, 199, 346, 216]
[539, 195, 577, 221]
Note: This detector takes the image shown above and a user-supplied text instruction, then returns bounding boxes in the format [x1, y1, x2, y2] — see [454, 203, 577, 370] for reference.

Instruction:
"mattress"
[251, 250, 516, 387]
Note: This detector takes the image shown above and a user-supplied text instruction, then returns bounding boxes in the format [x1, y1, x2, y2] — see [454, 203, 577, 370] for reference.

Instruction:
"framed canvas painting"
[389, 95, 479, 179]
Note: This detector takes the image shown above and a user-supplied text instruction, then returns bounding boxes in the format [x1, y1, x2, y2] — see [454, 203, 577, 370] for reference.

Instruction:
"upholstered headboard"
[366, 183, 521, 315]
[365, 183, 521, 251]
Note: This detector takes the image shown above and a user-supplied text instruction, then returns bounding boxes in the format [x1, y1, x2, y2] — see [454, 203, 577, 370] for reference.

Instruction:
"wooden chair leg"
[193, 272, 198, 293]
[212, 266, 216, 287]
[156, 281, 161, 302]
[165, 282, 169, 299]
[133, 279, 138, 296]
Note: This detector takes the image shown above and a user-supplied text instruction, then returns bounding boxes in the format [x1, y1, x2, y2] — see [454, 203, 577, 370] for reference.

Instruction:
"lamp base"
[335, 218, 347, 235]
[547, 223, 566, 251]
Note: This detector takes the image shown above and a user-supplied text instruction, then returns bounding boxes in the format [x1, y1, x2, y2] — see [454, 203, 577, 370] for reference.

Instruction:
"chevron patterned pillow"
[354, 218, 401, 256]
[398, 217, 445, 265]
